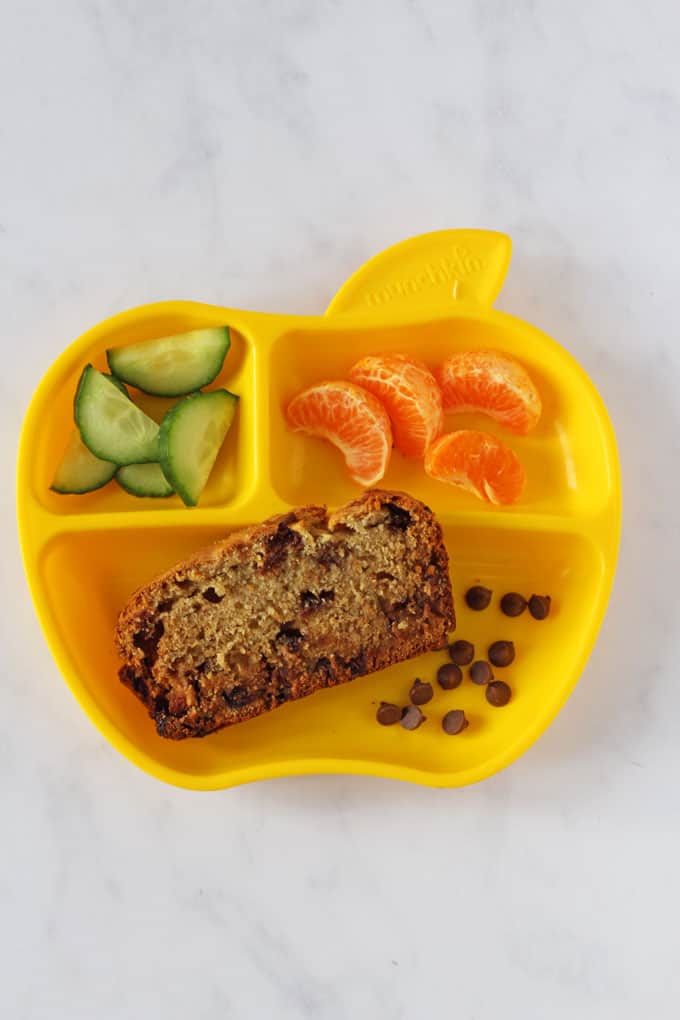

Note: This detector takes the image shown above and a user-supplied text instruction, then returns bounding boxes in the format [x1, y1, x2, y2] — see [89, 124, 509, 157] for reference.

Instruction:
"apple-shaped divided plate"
[17, 230, 620, 789]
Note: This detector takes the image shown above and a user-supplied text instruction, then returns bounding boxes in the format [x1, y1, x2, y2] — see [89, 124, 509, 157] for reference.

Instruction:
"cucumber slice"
[106, 327, 231, 397]
[103, 373, 130, 398]
[51, 430, 117, 494]
[116, 462, 174, 498]
[159, 389, 238, 506]
[75, 365, 160, 465]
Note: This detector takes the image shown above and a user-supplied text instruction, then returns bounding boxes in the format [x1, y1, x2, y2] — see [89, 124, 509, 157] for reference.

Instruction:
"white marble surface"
[2, 1, 680, 1016]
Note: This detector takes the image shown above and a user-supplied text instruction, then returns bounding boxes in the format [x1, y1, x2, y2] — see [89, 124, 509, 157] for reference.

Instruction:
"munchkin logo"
[364, 247, 486, 307]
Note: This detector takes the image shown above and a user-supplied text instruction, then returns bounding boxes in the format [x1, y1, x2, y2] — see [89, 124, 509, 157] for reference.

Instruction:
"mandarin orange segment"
[437, 349, 541, 434]
[424, 430, 525, 505]
[286, 381, 392, 486]
[349, 353, 443, 458]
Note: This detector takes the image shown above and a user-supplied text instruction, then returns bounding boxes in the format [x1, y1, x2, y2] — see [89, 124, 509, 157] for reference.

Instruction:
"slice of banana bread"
[116, 489, 455, 739]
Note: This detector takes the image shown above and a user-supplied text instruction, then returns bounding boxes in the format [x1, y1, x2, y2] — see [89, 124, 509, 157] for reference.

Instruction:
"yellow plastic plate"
[17, 230, 620, 790]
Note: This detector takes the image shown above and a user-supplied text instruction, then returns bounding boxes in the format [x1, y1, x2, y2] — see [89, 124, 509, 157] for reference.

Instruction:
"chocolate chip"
[154, 694, 169, 716]
[348, 652, 366, 676]
[470, 660, 493, 685]
[486, 681, 512, 707]
[314, 652, 332, 677]
[449, 640, 474, 665]
[437, 663, 462, 690]
[376, 702, 401, 725]
[275, 673, 293, 704]
[465, 585, 492, 611]
[263, 522, 302, 570]
[300, 588, 335, 610]
[132, 618, 165, 668]
[386, 502, 412, 531]
[313, 656, 333, 680]
[224, 685, 254, 709]
[442, 710, 469, 735]
[400, 705, 426, 730]
[528, 594, 551, 620]
[382, 597, 410, 624]
[500, 592, 527, 617]
[276, 625, 303, 651]
[488, 640, 515, 667]
[409, 679, 434, 705]
[202, 587, 223, 604]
